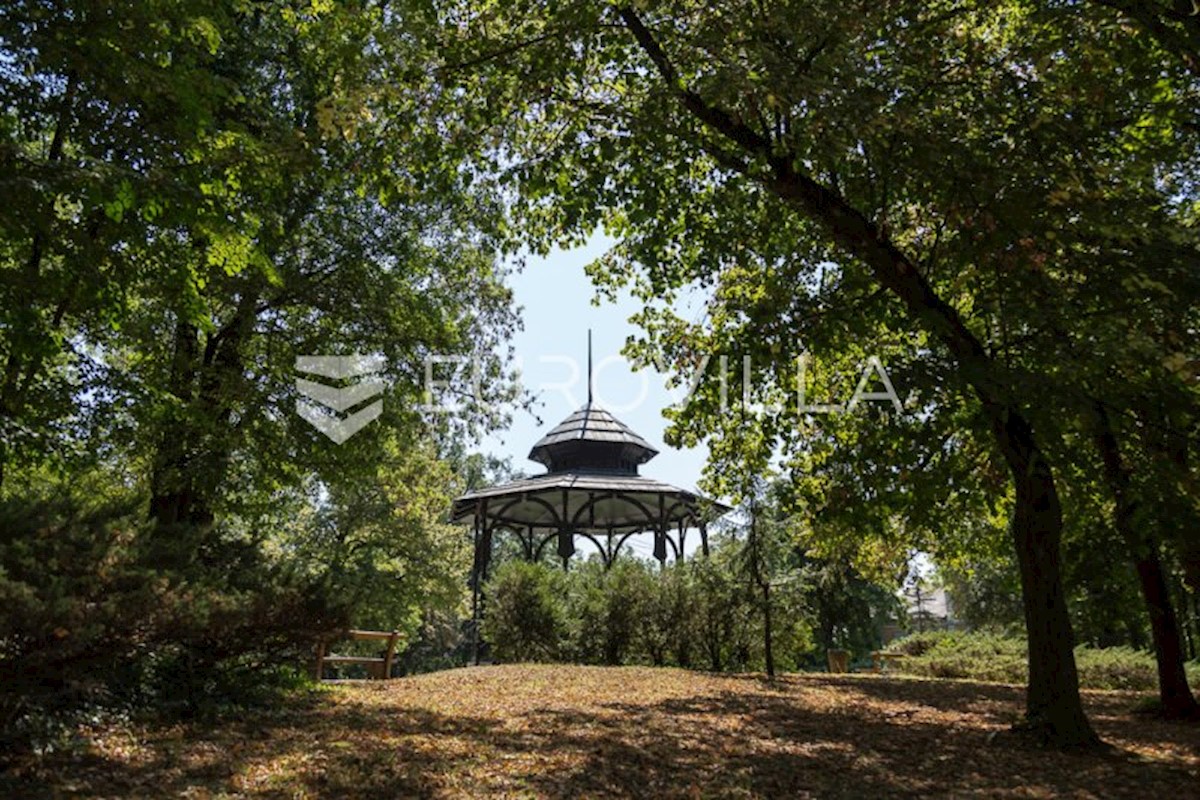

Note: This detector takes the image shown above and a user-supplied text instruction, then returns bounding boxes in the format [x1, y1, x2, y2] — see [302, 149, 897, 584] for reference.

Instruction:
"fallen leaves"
[4, 665, 1197, 798]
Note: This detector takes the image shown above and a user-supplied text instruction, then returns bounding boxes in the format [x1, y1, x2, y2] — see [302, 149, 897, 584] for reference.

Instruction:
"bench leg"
[313, 641, 326, 681]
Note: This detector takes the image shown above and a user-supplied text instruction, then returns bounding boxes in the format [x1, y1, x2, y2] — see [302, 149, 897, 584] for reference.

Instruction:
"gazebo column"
[479, 521, 495, 585]
[557, 527, 575, 568]
[557, 488, 575, 568]
[700, 520, 710, 557]
[677, 519, 687, 564]
[523, 525, 535, 561]
[653, 493, 667, 564]
[471, 500, 488, 665]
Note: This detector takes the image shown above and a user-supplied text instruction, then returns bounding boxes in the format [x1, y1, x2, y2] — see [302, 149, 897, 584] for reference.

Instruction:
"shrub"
[885, 630, 1027, 683]
[481, 561, 567, 662]
[885, 630, 1200, 691]
[563, 559, 649, 665]
[0, 490, 348, 755]
[1076, 646, 1175, 692]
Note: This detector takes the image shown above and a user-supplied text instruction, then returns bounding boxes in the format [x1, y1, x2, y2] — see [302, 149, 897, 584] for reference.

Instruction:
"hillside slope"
[7, 664, 1198, 798]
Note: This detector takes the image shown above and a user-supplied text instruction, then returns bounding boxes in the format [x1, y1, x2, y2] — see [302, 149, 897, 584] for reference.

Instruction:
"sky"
[478, 234, 709, 495]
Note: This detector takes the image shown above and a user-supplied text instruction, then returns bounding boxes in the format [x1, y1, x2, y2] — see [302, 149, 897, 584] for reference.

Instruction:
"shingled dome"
[452, 400, 727, 564]
[528, 403, 659, 474]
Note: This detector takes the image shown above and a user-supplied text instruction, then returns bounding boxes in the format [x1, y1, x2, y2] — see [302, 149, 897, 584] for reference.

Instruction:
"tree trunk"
[148, 319, 205, 533]
[1134, 549, 1197, 717]
[1004, 421, 1097, 745]
[1191, 592, 1200, 661]
[748, 499, 775, 677]
[149, 287, 258, 538]
[762, 579, 775, 678]
[1094, 406, 1198, 717]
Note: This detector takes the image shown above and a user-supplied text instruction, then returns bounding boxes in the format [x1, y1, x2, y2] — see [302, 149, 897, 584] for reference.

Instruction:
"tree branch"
[1089, 0, 1200, 77]
[617, 7, 1009, 414]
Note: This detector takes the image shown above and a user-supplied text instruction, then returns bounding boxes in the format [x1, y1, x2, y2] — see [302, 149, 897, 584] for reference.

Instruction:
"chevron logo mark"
[295, 354, 386, 444]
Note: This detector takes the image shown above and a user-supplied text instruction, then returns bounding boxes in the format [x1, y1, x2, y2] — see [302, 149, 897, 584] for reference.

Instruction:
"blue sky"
[478, 234, 711, 497]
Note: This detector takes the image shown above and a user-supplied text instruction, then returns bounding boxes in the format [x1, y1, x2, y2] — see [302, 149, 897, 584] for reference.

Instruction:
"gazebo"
[451, 364, 728, 659]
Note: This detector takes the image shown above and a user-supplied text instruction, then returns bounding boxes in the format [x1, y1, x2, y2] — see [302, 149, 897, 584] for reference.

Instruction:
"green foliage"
[565, 560, 646, 666]
[398, 608, 472, 675]
[273, 438, 471, 642]
[634, 561, 699, 668]
[442, 0, 1200, 736]
[940, 559, 1025, 633]
[480, 530, 893, 673]
[685, 553, 756, 671]
[481, 561, 568, 663]
[0, 0, 518, 747]
[0, 480, 349, 754]
[5, 0, 1199, 754]
[886, 630, 1030, 683]
[886, 631, 1200, 692]
[1074, 647, 1198, 694]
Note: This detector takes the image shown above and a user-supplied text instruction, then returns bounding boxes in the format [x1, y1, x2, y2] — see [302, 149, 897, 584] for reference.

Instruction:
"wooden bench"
[314, 629, 403, 681]
[870, 650, 906, 674]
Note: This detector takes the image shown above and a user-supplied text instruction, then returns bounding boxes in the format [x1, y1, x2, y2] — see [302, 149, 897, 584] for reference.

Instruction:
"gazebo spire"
[587, 329, 593, 405]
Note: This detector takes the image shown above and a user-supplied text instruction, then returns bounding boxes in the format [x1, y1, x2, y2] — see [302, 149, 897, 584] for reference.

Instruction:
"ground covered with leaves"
[5, 664, 1198, 798]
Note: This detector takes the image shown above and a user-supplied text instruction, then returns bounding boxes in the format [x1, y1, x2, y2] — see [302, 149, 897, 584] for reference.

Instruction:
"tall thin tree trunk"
[149, 287, 258, 537]
[762, 579, 775, 678]
[748, 496, 775, 677]
[1191, 592, 1200, 661]
[149, 319, 203, 532]
[1006, 438, 1095, 743]
[1134, 548, 1197, 717]
[1095, 406, 1198, 717]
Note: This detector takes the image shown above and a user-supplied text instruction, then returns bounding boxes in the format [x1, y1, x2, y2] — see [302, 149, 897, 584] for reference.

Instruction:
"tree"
[440, 0, 1200, 743]
[0, 1, 519, 735]
[440, 1, 1112, 744]
[1090, 408, 1198, 716]
[613, 2, 1097, 745]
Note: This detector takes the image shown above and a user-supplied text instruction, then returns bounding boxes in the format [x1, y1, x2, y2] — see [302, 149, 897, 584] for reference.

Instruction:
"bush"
[884, 630, 1026, 683]
[564, 560, 649, 665]
[0, 490, 348, 755]
[477, 550, 883, 676]
[1076, 646, 1180, 692]
[884, 630, 1200, 691]
[481, 561, 567, 662]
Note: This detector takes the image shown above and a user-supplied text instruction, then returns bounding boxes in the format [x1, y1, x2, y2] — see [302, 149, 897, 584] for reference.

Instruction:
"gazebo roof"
[452, 400, 727, 532]
[528, 403, 658, 473]
[450, 472, 724, 530]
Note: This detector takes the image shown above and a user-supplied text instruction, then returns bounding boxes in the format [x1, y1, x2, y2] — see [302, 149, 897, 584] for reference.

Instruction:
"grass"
[3, 664, 1198, 798]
